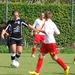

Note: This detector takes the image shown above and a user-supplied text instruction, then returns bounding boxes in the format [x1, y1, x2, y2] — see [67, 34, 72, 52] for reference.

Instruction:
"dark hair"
[12, 10, 18, 15]
[40, 12, 44, 14]
[45, 11, 52, 19]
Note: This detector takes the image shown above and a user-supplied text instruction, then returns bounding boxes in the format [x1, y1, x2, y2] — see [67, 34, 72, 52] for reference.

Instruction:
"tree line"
[0, 0, 73, 4]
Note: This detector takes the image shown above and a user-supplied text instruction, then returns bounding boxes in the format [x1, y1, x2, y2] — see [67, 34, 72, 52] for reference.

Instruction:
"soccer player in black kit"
[1, 10, 37, 67]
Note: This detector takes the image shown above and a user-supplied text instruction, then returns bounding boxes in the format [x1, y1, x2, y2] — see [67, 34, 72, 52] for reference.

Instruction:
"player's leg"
[11, 44, 16, 63]
[35, 53, 45, 72]
[48, 43, 70, 75]
[29, 43, 47, 75]
[34, 43, 47, 73]
[31, 34, 40, 57]
[31, 43, 37, 57]
[40, 35, 45, 58]
[10, 39, 17, 65]
[16, 46, 22, 60]
[29, 53, 45, 75]
[15, 39, 23, 61]
[52, 55, 70, 75]
[40, 35, 45, 43]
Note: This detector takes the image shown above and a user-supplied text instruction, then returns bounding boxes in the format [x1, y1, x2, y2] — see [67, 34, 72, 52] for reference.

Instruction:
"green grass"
[0, 53, 75, 75]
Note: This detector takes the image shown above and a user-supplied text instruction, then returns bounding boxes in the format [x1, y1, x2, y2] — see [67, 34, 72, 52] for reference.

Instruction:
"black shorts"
[10, 38, 23, 46]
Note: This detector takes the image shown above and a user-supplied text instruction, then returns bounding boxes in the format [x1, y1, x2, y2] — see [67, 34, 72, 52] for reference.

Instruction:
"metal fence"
[0, 38, 7, 45]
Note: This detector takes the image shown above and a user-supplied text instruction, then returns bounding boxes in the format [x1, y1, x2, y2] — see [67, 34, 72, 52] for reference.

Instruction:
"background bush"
[60, 48, 75, 54]
[0, 3, 75, 48]
[0, 45, 9, 53]
[0, 45, 75, 54]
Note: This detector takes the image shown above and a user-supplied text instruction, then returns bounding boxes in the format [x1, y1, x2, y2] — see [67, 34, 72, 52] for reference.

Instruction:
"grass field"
[0, 53, 75, 75]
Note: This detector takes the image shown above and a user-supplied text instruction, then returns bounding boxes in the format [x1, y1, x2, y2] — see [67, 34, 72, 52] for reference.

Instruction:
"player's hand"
[30, 32, 33, 36]
[1, 30, 8, 39]
[5, 32, 9, 39]
[5, 32, 9, 36]
[1, 34, 5, 39]
[36, 29, 46, 34]
[36, 29, 41, 32]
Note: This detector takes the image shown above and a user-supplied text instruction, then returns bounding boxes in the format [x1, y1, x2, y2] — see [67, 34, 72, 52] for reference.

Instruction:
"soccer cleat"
[10, 60, 16, 68]
[10, 64, 16, 68]
[64, 66, 70, 75]
[29, 71, 39, 75]
[31, 54, 36, 58]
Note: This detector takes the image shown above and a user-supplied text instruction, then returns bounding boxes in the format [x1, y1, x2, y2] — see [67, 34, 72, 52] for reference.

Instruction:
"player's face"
[40, 13, 45, 20]
[13, 12, 19, 20]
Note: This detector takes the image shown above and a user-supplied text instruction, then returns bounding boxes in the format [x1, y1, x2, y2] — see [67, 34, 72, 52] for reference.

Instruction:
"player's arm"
[1, 21, 10, 39]
[1, 29, 6, 39]
[1, 29, 9, 39]
[28, 24, 38, 32]
[5, 31, 9, 39]
[30, 20, 37, 36]
[38, 29, 46, 34]
[53, 23, 60, 36]
[22, 19, 38, 32]
[37, 22, 48, 35]
[30, 30, 34, 36]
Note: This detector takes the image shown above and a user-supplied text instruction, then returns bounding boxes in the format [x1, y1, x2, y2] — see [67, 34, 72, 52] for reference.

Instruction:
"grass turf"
[0, 53, 75, 75]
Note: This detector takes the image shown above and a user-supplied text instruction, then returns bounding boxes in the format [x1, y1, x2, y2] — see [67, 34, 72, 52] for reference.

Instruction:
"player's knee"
[51, 55, 58, 61]
[17, 50, 22, 54]
[39, 53, 45, 59]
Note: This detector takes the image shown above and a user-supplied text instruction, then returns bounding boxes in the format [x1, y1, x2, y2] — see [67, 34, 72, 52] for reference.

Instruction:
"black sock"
[16, 53, 20, 58]
[11, 56, 15, 60]
[11, 53, 16, 61]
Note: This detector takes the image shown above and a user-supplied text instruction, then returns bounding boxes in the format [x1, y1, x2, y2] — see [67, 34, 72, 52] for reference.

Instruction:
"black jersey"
[4, 18, 28, 40]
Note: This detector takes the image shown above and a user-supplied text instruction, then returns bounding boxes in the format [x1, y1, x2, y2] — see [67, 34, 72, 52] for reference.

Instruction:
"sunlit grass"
[0, 53, 75, 75]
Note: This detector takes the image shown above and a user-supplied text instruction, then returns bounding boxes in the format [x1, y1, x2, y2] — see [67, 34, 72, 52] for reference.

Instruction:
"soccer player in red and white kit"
[31, 12, 45, 57]
[29, 11, 70, 75]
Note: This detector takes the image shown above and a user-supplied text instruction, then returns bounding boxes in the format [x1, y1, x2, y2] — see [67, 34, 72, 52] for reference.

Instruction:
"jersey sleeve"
[32, 19, 38, 28]
[4, 20, 11, 31]
[21, 19, 29, 27]
[44, 22, 50, 35]
[53, 23, 60, 35]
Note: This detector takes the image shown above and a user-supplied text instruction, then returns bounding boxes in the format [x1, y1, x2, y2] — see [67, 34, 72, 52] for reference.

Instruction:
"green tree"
[0, 0, 72, 4]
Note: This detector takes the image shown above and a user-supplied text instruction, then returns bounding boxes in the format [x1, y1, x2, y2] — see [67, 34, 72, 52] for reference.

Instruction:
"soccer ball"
[12, 61, 19, 68]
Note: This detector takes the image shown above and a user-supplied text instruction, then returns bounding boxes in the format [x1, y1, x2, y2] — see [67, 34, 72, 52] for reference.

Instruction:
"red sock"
[56, 58, 67, 70]
[32, 47, 36, 54]
[35, 58, 43, 73]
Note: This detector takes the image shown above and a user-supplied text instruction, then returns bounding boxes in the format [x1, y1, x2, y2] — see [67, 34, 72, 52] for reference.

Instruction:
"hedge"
[0, 2, 75, 47]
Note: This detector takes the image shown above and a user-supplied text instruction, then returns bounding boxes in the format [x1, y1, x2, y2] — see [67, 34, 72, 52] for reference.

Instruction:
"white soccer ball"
[12, 61, 19, 68]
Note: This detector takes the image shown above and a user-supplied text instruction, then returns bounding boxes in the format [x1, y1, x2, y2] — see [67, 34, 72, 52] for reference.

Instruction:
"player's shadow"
[65, 62, 74, 64]
[0, 74, 24, 75]
[48, 61, 56, 64]
[49, 61, 73, 65]
[0, 65, 11, 68]
[69, 73, 75, 75]
[53, 72, 75, 75]
[53, 72, 63, 75]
